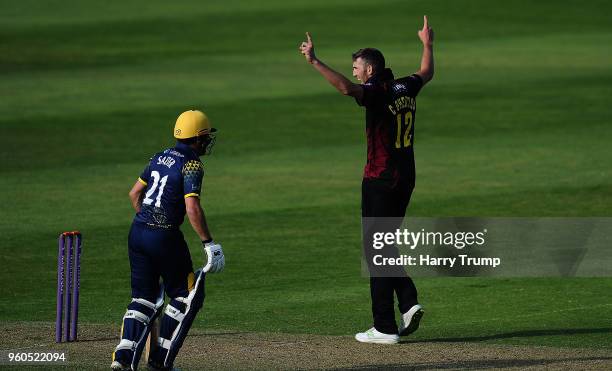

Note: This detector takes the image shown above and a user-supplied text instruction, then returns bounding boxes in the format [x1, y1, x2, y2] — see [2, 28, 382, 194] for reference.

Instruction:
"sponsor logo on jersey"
[164, 149, 185, 157]
[392, 83, 407, 93]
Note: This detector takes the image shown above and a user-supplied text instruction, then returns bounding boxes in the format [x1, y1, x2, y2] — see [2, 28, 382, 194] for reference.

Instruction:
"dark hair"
[178, 137, 197, 145]
[352, 48, 385, 73]
[178, 134, 212, 145]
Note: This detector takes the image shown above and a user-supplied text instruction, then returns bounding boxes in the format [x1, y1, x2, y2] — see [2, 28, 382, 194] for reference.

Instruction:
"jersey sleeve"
[355, 83, 385, 107]
[182, 160, 204, 198]
[138, 163, 150, 186]
[397, 74, 424, 96]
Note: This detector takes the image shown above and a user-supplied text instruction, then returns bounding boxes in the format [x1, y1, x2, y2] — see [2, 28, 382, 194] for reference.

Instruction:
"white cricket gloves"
[202, 241, 225, 273]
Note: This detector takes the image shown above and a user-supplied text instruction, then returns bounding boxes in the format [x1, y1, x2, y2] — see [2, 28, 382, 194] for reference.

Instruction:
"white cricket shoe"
[355, 327, 399, 344]
[399, 304, 424, 336]
[110, 360, 130, 371]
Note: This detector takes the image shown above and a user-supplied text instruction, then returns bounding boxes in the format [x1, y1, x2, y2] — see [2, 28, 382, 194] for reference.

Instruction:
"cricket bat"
[144, 316, 160, 361]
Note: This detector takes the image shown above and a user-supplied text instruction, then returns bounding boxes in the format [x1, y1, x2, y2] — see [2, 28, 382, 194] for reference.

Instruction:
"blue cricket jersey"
[133, 142, 204, 229]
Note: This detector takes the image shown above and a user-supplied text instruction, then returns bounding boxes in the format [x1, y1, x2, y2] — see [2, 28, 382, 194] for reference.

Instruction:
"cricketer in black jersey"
[300, 16, 434, 343]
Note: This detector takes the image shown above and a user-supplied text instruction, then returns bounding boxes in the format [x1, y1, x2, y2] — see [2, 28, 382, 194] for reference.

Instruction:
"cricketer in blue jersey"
[112, 110, 225, 371]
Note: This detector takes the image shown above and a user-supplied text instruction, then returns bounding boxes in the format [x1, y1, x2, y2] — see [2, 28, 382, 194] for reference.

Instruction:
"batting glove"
[202, 241, 225, 273]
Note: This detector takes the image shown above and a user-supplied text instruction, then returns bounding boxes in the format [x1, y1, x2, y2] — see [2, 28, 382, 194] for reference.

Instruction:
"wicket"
[56, 231, 82, 342]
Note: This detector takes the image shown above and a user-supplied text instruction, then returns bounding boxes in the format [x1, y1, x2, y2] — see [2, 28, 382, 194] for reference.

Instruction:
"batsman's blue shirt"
[133, 142, 204, 229]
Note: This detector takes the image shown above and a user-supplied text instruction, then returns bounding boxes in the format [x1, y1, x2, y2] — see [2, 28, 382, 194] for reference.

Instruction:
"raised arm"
[415, 15, 434, 85]
[299, 32, 363, 99]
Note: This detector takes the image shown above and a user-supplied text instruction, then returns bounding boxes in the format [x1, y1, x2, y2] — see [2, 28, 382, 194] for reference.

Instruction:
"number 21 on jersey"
[395, 111, 414, 149]
[143, 170, 168, 207]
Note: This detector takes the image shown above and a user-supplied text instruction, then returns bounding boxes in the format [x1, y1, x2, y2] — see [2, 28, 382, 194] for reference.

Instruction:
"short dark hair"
[352, 48, 385, 73]
[178, 137, 197, 145]
[178, 134, 212, 145]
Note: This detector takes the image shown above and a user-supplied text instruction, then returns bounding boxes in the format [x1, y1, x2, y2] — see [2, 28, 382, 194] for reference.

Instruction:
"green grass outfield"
[1, 0, 611, 352]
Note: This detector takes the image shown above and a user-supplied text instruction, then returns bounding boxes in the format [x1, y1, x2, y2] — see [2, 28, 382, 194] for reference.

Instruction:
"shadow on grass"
[403, 327, 612, 344]
[331, 356, 612, 370]
[76, 331, 247, 343]
[188, 331, 247, 338]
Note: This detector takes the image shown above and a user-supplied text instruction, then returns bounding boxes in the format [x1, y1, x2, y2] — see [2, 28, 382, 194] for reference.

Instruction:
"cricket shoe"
[110, 360, 131, 371]
[148, 360, 180, 371]
[355, 327, 399, 344]
[399, 304, 424, 336]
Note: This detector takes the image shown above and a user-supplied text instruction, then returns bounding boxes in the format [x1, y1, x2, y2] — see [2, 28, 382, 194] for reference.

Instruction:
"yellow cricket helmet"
[173, 110, 216, 139]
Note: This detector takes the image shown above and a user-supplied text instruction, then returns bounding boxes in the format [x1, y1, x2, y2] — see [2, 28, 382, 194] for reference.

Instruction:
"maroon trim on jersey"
[357, 71, 422, 184]
[364, 123, 399, 181]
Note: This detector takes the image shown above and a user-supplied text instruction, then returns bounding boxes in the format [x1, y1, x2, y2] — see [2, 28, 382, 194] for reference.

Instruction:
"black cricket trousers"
[362, 178, 419, 334]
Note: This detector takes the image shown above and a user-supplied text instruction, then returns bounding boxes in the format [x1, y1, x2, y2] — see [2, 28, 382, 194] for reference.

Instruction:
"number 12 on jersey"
[395, 111, 414, 149]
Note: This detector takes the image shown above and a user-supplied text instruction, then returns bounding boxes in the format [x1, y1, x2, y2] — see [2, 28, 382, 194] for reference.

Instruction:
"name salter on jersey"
[134, 142, 204, 229]
[356, 71, 423, 183]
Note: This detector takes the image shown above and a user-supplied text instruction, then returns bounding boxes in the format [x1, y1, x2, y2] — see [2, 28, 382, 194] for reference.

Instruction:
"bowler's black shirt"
[355, 69, 423, 184]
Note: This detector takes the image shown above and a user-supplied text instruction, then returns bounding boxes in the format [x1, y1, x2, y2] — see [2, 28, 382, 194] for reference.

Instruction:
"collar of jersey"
[366, 68, 395, 84]
[175, 142, 199, 157]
